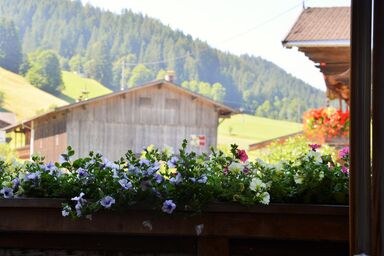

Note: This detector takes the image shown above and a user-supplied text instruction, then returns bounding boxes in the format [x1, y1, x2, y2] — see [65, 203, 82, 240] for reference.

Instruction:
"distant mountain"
[0, 0, 325, 121]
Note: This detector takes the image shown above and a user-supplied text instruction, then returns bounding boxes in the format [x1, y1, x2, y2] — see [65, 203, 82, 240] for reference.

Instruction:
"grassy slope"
[61, 71, 112, 103]
[0, 68, 67, 120]
[218, 114, 303, 150]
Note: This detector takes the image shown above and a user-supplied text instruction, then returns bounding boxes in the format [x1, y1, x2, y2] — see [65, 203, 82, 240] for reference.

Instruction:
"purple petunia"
[128, 165, 140, 175]
[75, 202, 82, 217]
[167, 156, 179, 168]
[153, 173, 164, 184]
[44, 162, 61, 176]
[77, 168, 89, 178]
[58, 155, 67, 164]
[139, 158, 150, 166]
[162, 199, 176, 214]
[102, 158, 119, 170]
[118, 178, 133, 190]
[100, 196, 115, 208]
[71, 193, 86, 217]
[12, 178, 20, 189]
[197, 174, 207, 184]
[169, 173, 182, 185]
[24, 171, 41, 181]
[44, 162, 55, 172]
[341, 166, 349, 175]
[112, 168, 120, 178]
[0, 187, 13, 198]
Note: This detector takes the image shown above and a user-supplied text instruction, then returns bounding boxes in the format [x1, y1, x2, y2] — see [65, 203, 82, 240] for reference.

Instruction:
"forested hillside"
[0, 0, 325, 121]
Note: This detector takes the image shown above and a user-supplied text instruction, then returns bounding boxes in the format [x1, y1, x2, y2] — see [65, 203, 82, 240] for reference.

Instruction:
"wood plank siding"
[66, 83, 219, 159]
[33, 113, 67, 162]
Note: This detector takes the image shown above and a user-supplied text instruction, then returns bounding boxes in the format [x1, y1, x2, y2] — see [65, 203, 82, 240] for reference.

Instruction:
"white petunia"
[306, 151, 322, 164]
[228, 162, 244, 173]
[249, 177, 266, 191]
[260, 192, 270, 205]
[294, 174, 303, 184]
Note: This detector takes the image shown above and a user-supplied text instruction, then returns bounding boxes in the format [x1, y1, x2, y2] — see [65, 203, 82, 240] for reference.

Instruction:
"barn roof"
[3, 80, 238, 132]
[0, 112, 16, 126]
[282, 7, 350, 47]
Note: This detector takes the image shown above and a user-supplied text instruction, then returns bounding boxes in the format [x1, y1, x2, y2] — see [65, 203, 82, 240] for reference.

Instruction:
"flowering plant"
[0, 141, 349, 219]
[258, 145, 349, 204]
[303, 107, 349, 143]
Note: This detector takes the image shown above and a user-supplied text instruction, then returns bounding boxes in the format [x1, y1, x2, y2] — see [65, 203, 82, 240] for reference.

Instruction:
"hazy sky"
[84, 0, 350, 91]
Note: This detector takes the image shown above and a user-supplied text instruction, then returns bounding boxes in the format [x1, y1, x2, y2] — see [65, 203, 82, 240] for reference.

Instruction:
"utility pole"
[120, 60, 125, 91]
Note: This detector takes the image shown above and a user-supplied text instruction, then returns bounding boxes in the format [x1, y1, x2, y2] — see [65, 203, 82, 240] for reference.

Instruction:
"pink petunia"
[308, 144, 321, 152]
[236, 149, 248, 162]
[339, 147, 350, 159]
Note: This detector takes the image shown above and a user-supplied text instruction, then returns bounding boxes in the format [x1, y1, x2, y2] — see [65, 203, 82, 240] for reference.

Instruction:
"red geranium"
[303, 107, 349, 143]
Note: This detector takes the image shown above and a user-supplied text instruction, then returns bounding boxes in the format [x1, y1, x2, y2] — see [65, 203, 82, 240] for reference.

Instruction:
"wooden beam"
[299, 47, 351, 63]
[372, 0, 384, 254]
[318, 64, 350, 75]
[305, 53, 350, 63]
[350, 0, 372, 254]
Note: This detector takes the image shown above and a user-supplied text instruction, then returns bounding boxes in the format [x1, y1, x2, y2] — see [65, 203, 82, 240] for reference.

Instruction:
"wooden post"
[350, 0, 372, 254]
[372, 0, 384, 254]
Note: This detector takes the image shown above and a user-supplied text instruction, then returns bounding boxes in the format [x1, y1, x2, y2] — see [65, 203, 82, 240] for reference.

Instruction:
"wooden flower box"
[0, 199, 349, 256]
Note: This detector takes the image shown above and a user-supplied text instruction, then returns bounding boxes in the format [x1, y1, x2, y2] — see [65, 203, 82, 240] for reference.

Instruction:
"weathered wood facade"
[3, 81, 235, 162]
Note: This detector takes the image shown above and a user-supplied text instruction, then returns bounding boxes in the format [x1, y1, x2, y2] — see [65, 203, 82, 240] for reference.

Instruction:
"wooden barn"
[3, 80, 236, 162]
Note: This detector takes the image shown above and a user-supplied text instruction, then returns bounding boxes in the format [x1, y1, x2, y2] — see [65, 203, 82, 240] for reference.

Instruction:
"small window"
[165, 98, 179, 109]
[139, 97, 152, 107]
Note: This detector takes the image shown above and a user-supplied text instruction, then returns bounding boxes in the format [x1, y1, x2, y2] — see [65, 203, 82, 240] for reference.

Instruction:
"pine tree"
[0, 18, 22, 73]
[85, 40, 113, 87]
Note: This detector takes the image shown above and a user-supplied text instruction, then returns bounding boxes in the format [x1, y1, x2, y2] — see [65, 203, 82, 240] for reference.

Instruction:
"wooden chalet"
[3, 80, 236, 162]
[282, 7, 351, 104]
